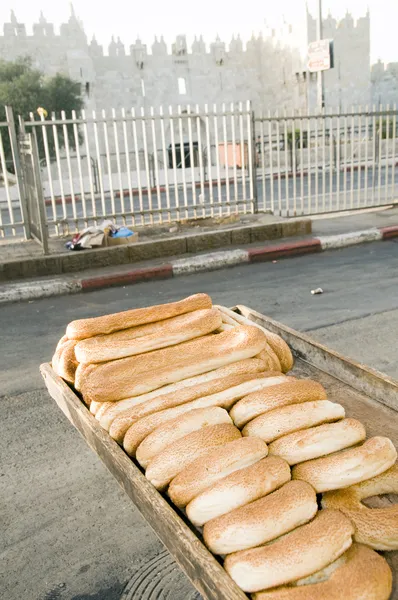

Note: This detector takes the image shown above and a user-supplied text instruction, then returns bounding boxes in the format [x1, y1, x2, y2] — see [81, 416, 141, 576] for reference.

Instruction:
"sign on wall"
[308, 39, 334, 72]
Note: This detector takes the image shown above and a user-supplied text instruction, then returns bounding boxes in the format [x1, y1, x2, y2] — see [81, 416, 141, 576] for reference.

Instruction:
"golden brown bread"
[96, 357, 267, 426]
[74, 362, 97, 392]
[122, 403, 216, 454]
[66, 293, 212, 340]
[52, 340, 78, 384]
[186, 456, 291, 527]
[242, 400, 345, 443]
[256, 348, 282, 372]
[322, 462, 398, 550]
[230, 379, 327, 428]
[90, 401, 101, 415]
[145, 423, 241, 490]
[203, 480, 317, 555]
[292, 436, 397, 493]
[168, 437, 268, 507]
[74, 308, 222, 364]
[224, 509, 354, 593]
[105, 373, 288, 437]
[268, 418, 366, 466]
[81, 325, 267, 403]
[136, 407, 233, 468]
[217, 305, 294, 373]
[55, 334, 68, 352]
[252, 544, 392, 600]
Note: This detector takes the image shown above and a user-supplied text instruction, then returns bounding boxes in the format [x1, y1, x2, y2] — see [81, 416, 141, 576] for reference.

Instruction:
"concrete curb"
[2, 225, 398, 304]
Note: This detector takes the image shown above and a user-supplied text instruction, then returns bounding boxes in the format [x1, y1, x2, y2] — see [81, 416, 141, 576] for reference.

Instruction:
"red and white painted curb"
[1, 225, 398, 303]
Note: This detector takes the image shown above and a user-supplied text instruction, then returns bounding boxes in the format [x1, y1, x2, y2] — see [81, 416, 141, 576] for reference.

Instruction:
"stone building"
[0, 6, 394, 114]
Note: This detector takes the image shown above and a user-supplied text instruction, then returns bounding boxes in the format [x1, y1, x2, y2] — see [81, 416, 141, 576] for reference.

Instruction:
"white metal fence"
[0, 107, 27, 238]
[1, 103, 398, 243]
[25, 102, 256, 237]
[255, 105, 398, 216]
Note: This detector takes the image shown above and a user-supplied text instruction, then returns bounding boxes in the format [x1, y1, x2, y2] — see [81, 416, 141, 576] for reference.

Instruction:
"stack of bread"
[52, 294, 397, 599]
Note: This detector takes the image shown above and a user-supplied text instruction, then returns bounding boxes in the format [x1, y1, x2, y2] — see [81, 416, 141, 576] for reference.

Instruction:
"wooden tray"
[40, 306, 398, 600]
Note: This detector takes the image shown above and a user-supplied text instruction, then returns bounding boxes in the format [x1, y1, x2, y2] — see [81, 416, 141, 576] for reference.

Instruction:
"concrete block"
[250, 223, 282, 242]
[129, 237, 187, 262]
[231, 227, 252, 245]
[186, 231, 232, 253]
[281, 219, 312, 237]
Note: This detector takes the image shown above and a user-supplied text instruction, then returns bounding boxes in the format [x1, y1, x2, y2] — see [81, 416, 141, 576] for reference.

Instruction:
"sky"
[0, 0, 397, 64]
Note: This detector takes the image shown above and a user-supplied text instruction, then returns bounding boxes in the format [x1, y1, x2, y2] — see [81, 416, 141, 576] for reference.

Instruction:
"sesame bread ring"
[136, 406, 233, 469]
[145, 423, 241, 491]
[292, 436, 397, 493]
[268, 418, 366, 466]
[224, 509, 354, 593]
[242, 400, 345, 444]
[252, 543, 392, 600]
[203, 480, 317, 555]
[168, 436, 268, 508]
[186, 456, 291, 527]
[322, 462, 398, 550]
[216, 305, 293, 373]
[230, 379, 327, 429]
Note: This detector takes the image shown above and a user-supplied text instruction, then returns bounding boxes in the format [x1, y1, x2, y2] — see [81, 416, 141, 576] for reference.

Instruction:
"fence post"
[251, 105, 258, 213]
[5, 106, 31, 239]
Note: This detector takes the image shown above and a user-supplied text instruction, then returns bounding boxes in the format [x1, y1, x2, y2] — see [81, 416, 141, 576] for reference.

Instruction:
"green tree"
[0, 57, 84, 173]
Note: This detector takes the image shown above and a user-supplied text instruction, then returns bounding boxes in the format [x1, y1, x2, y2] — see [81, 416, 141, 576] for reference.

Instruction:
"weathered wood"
[41, 310, 398, 600]
[235, 305, 398, 413]
[40, 363, 247, 600]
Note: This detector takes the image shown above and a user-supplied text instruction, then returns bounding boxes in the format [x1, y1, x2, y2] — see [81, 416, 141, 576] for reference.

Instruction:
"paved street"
[2, 165, 397, 237]
[1, 240, 398, 599]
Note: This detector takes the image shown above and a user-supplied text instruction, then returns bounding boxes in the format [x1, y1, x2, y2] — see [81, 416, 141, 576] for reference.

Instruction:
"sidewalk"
[1, 205, 397, 304]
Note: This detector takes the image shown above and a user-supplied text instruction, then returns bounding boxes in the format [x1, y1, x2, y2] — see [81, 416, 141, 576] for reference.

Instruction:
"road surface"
[2, 164, 397, 237]
[1, 240, 398, 599]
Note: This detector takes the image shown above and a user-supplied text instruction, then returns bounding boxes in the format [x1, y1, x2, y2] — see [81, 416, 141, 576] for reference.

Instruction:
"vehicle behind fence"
[1, 102, 397, 249]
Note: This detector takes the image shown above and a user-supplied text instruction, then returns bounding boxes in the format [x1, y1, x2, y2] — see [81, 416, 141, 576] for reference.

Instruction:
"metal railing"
[24, 102, 256, 236]
[255, 105, 398, 216]
[1, 103, 398, 242]
[0, 107, 27, 238]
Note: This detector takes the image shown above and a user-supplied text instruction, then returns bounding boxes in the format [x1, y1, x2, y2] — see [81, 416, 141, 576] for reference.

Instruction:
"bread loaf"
[52, 340, 78, 384]
[122, 402, 218, 453]
[230, 379, 327, 428]
[66, 293, 212, 339]
[252, 544, 392, 600]
[81, 325, 267, 403]
[105, 373, 288, 436]
[224, 509, 354, 593]
[186, 456, 291, 527]
[136, 407, 233, 468]
[145, 423, 241, 490]
[204, 480, 317, 555]
[292, 436, 397, 493]
[218, 305, 294, 373]
[168, 437, 268, 507]
[96, 357, 267, 425]
[55, 334, 68, 352]
[90, 401, 102, 415]
[322, 462, 398, 550]
[243, 400, 345, 443]
[268, 418, 366, 466]
[75, 308, 222, 364]
[255, 347, 281, 372]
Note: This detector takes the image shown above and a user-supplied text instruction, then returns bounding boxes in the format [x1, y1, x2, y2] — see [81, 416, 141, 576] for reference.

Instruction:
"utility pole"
[316, 0, 325, 111]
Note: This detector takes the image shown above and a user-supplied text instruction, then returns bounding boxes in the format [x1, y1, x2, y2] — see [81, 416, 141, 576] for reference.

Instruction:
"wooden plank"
[235, 305, 398, 413]
[40, 363, 248, 600]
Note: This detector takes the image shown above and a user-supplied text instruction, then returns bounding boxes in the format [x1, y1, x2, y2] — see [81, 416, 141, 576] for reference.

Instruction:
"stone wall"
[0, 7, 393, 115]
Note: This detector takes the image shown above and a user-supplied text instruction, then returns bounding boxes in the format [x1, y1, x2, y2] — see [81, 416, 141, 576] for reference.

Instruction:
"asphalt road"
[1, 240, 398, 600]
[2, 164, 397, 236]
